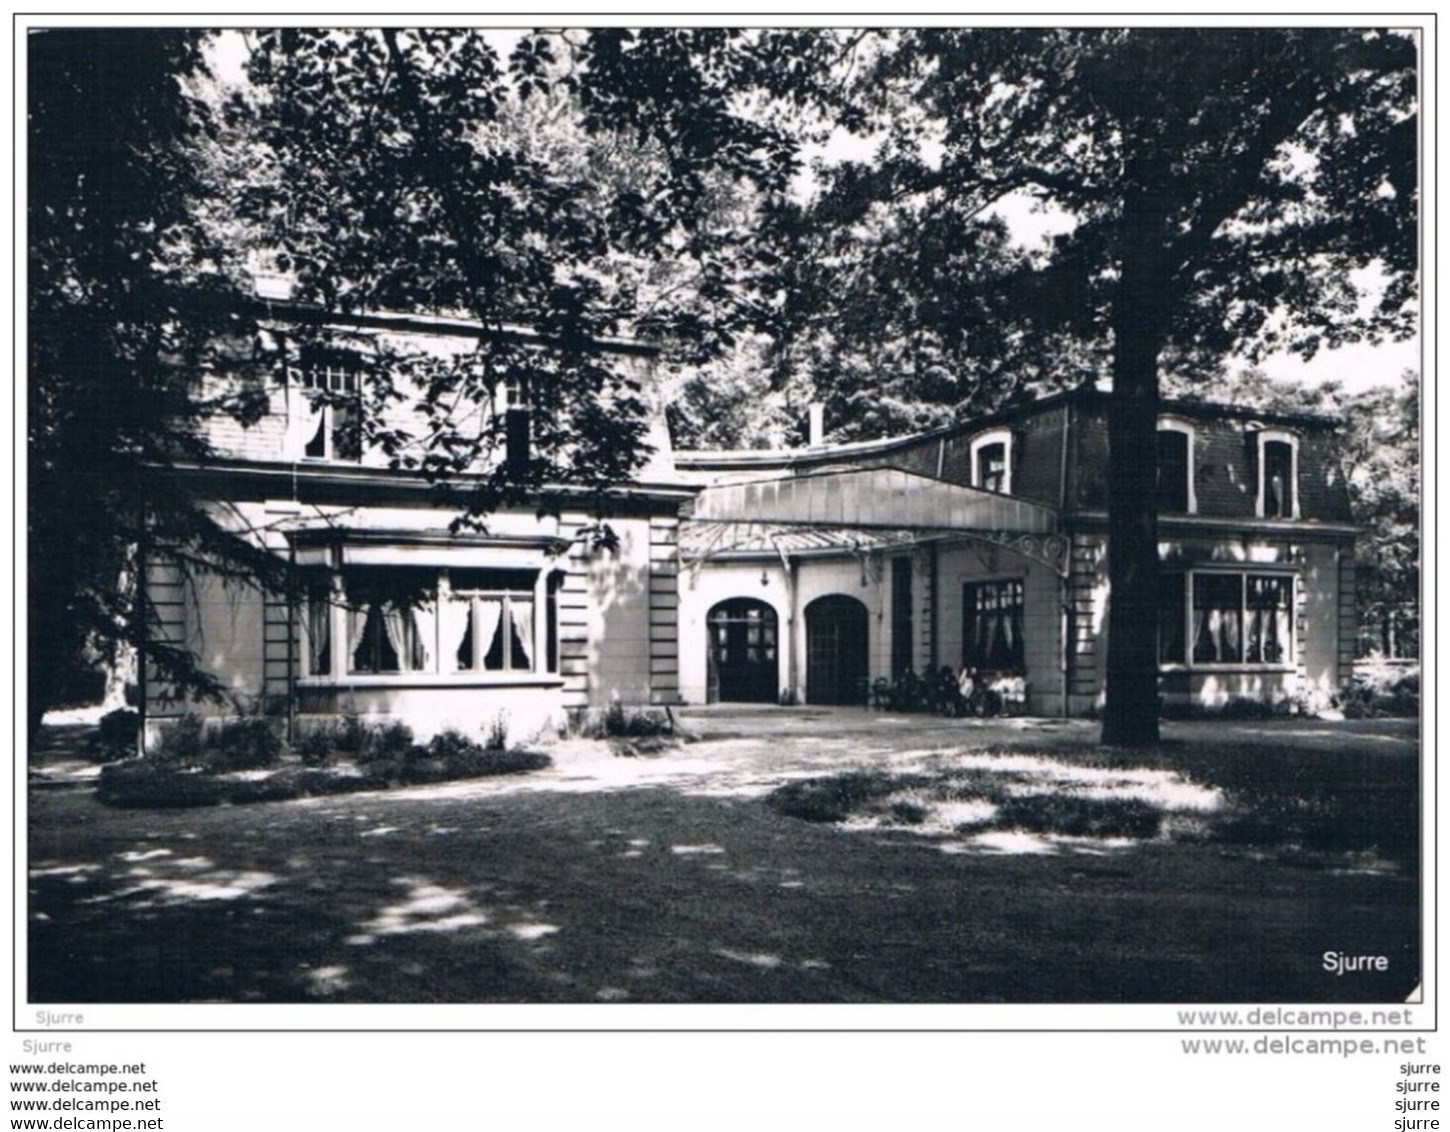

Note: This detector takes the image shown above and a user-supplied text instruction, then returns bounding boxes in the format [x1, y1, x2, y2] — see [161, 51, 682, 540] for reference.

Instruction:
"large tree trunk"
[1101, 222, 1170, 746]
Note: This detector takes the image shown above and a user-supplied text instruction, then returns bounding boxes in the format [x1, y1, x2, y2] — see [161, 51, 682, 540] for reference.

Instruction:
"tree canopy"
[789, 28, 1417, 742]
[28, 26, 1419, 741]
[28, 28, 287, 735]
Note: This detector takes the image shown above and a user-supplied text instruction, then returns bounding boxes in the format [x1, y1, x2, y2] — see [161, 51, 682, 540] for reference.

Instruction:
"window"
[1157, 572, 1187, 664]
[1158, 571, 1295, 668]
[496, 374, 531, 469]
[301, 570, 334, 676]
[1191, 573, 1243, 664]
[345, 569, 435, 675]
[969, 429, 1013, 495]
[302, 564, 557, 680]
[1245, 575, 1293, 663]
[1156, 422, 1195, 513]
[293, 354, 362, 462]
[962, 579, 1025, 671]
[447, 569, 539, 674]
[1255, 430, 1299, 519]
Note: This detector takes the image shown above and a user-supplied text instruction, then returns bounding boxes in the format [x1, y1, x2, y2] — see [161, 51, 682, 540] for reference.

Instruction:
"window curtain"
[411, 599, 436, 672]
[511, 598, 534, 668]
[306, 597, 331, 675]
[440, 595, 472, 671]
[477, 598, 504, 671]
[1247, 576, 1291, 663]
[1193, 607, 1242, 663]
[283, 385, 321, 458]
[347, 606, 370, 671]
[381, 603, 410, 672]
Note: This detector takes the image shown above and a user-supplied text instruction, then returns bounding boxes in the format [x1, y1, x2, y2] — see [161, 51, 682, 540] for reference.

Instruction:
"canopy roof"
[683, 467, 1057, 535]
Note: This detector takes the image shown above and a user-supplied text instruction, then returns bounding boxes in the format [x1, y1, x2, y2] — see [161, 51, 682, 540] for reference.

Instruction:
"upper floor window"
[492, 373, 531, 469]
[288, 351, 363, 463]
[1256, 429, 1299, 519]
[970, 429, 1013, 495]
[1156, 420, 1196, 514]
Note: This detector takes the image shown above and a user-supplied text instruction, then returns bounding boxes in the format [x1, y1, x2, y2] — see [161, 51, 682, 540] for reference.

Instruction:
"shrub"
[90, 708, 140, 763]
[399, 758, 453, 784]
[446, 746, 551, 778]
[97, 761, 226, 809]
[212, 717, 284, 771]
[295, 725, 337, 767]
[1341, 666, 1419, 718]
[997, 794, 1162, 840]
[597, 702, 673, 738]
[151, 713, 207, 766]
[485, 712, 509, 750]
[427, 728, 481, 761]
[355, 759, 406, 789]
[225, 772, 303, 804]
[374, 720, 415, 759]
[767, 773, 911, 823]
[335, 711, 370, 756]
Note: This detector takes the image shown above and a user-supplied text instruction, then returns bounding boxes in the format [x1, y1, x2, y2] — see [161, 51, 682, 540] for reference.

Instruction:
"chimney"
[808, 403, 825, 447]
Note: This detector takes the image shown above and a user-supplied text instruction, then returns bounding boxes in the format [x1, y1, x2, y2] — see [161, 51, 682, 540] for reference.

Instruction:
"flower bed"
[97, 717, 550, 809]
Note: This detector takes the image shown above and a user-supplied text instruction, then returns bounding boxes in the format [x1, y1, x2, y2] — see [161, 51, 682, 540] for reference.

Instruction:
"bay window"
[302, 563, 557, 680]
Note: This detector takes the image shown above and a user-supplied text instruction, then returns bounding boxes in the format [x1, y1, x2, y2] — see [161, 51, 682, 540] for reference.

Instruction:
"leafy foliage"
[234, 29, 804, 520]
[785, 28, 1417, 742]
[29, 29, 289, 735]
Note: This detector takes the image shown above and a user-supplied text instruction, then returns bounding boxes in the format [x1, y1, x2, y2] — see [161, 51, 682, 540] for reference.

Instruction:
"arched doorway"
[706, 598, 779, 703]
[805, 594, 870, 705]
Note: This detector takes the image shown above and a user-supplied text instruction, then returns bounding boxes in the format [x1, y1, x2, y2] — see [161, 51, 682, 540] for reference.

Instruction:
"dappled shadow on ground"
[27, 716, 1420, 1004]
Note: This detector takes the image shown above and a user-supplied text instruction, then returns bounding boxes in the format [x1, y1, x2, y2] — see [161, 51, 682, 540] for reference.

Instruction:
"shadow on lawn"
[766, 742, 1419, 876]
[28, 827, 566, 1003]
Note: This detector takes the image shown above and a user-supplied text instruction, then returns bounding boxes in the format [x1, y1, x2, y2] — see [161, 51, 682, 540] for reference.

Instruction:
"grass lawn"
[26, 711, 1419, 1004]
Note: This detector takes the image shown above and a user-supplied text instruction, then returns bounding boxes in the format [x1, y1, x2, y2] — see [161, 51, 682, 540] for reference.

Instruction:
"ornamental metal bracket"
[950, 530, 1072, 578]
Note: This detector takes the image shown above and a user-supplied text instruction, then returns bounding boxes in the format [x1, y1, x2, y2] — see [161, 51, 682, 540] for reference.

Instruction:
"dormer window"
[1256, 429, 1299, 519]
[970, 429, 1013, 495]
[1156, 420, 1196, 514]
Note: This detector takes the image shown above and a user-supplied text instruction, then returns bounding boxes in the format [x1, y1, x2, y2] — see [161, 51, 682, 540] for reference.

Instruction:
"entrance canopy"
[684, 467, 1057, 534]
[681, 467, 1068, 576]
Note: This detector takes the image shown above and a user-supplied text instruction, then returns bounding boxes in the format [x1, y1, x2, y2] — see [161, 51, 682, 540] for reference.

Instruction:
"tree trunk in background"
[1101, 215, 1169, 746]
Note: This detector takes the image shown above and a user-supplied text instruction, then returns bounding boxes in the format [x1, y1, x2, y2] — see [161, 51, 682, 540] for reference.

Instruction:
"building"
[145, 312, 1358, 744]
[141, 303, 691, 743]
[675, 387, 1358, 716]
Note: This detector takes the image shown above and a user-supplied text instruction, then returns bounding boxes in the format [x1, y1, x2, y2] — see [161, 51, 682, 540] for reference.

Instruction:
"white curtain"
[412, 599, 436, 672]
[381, 603, 409, 671]
[306, 597, 331, 674]
[440, 595, 472, 671]
[511, 598, 534, 668]
[477, 598, 504, 671]
[283, 385, 321, 459]
[347, 606, 370, 671]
